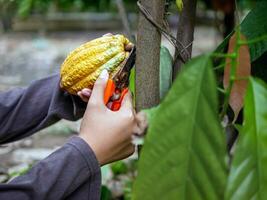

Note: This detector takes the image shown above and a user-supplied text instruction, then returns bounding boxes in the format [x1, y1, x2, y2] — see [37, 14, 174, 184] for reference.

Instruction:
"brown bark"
[172, 0, 197, 79]
[135, 0, 165, 111]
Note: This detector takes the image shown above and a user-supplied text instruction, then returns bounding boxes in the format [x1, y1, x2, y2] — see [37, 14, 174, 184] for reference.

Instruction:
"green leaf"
[136, 46, 172, 112]
[17, 0, 33, 18]
[123, 179, 134, 200]
[129, 66, 136, 103]
[240, 1, 267, 61]
[142, 106, 159, 123]
[252, 52, 267, 83]
[225, 78, 267, 200]
[110, 161, 128, 176]
[238, 0, 257, 10]
[101, 165, 111, 184]
[215, 33, 232, 56]
[160, 46, 173, 99]
[176, 0, 183, 12]
[133, 55, 228, 200]
[8, 164, 32, 179]
[101, 185, 112, 200]
[215, 1, 267, 62]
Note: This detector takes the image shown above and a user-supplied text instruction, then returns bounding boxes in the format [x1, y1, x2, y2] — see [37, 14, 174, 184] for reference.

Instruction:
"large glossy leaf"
[252, 52, 267, 83]
[133, 55, 228, 200]
[225, 78, 267, 200]
[216, 1, 267, 62]
[160, 46, 173, 99]
[240, 1, 267, 61]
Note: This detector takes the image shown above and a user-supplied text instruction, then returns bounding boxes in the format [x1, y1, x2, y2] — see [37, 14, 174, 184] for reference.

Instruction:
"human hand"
[77, 88, 92, 102]
[79, 69, 136, 166]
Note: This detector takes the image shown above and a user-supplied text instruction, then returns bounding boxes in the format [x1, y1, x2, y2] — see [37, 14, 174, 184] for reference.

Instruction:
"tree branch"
[172, 0, 197, 79]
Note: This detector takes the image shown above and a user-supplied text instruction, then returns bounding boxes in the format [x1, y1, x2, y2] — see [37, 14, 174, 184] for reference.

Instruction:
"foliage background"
[1, 0, 267, 200]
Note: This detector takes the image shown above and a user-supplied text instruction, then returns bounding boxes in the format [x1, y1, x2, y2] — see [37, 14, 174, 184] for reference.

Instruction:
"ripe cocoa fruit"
[60, 34, 132, 95]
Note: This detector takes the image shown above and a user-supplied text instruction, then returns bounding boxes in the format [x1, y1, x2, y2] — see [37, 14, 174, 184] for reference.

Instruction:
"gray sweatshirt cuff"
[66, 136, 101, 177]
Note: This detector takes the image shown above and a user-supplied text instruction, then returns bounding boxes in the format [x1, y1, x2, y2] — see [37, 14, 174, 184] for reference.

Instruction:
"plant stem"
[217, 87, 226, 94]
[214, 62, 226, 70]
[234, 76, 249, 81]
[211, 52, 236, 59]
[238, 34, 267, 45]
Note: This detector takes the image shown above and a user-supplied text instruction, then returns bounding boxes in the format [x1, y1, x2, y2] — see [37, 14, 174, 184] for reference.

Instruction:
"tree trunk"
[172, 0, 197, 79]
[135, 0, 165, 111]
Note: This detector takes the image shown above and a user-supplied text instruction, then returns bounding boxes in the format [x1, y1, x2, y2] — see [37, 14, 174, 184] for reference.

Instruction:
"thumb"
[120, 91, 133, 112]
[133, 111, 148, 136]
[89, 69, 109, 105]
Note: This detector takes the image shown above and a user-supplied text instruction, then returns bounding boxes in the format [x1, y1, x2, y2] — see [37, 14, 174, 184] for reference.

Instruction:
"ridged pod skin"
[60, 34, 132, 95]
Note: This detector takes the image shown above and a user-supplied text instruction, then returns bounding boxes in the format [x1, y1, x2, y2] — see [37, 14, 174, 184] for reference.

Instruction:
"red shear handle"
[111, 88, 129, 111]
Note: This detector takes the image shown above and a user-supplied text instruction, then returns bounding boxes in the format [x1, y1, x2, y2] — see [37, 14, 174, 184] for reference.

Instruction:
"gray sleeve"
[0, 74, 87, 144]
[0, 136, 101, 200]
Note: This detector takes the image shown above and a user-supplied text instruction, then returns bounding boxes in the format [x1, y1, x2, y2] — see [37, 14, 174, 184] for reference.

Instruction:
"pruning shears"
[104, 46, 136, 111]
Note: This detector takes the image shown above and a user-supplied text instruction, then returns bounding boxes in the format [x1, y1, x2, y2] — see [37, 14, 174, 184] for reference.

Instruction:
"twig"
[238, 34, 267, 45]
[217, 87, 226, 94]
[116, 0, 134, 42]
[172, 0, 197, 78]
[214, 62, 226, 70]
[211, 52, 236, 59]
[137, 1, 190, 63]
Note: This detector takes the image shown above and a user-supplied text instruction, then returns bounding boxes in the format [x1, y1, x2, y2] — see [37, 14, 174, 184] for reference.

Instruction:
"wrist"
[66, 136, 101, 174]
[79, 135, 107, 166]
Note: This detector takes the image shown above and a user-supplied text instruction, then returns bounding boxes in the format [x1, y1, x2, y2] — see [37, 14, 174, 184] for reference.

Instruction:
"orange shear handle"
[104, 79, 115, 105]
[104, 79, 129, 111]
[111, 88, 129, 111]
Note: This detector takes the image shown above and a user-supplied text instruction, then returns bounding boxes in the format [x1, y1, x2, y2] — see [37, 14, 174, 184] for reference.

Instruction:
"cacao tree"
[132, 1, 267, 200]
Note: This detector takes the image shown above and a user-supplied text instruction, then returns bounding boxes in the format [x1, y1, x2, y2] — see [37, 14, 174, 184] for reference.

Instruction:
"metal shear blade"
[114, 46, 136, 89]
[104, 46, 136, 108]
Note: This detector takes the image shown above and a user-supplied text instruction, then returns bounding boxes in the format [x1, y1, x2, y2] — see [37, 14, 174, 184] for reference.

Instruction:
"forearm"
[0, 74, 86, 144]
[0, 136, 101, 200]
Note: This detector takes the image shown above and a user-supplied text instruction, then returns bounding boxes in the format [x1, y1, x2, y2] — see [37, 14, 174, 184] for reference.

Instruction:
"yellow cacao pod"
[60, 34, 132, 95]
